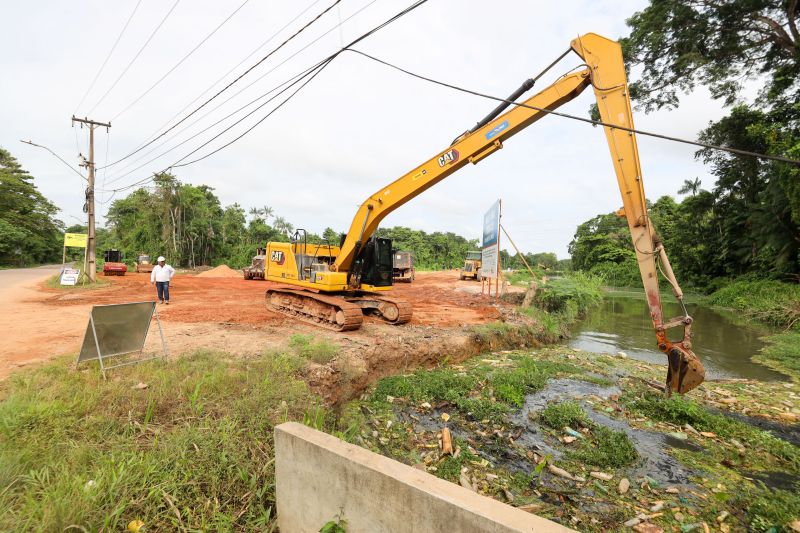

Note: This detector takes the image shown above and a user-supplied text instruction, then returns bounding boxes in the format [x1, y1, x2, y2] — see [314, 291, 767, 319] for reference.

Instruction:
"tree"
[272, 216, 294, 238]
[677, 177, 702, 196]
[0, 147, 63, 265]
[623, 0, 799, 112]
[623, 0, 800, 282]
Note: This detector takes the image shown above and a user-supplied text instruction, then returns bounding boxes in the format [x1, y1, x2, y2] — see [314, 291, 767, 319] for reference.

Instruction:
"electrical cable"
[88, 0, 181, 116]
[172, 58, 334, 168]
[103, 60, 323, 186]
[102, 0, 380, 179]
[104, 58, 332, 193]
[20, 140, 87, 182]
[100, 0, 341, 169]
[345, 49, 800, 166]
[74, 0, 143, 114]
[103, 0, 430, 193]
[104, 0, 324, 170]
[100, 131, 111, 207]
[111, 0, 251, 121]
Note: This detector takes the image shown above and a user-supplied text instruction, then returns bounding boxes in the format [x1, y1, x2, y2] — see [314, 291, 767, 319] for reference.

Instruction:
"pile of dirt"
[196, 265, 241, 278]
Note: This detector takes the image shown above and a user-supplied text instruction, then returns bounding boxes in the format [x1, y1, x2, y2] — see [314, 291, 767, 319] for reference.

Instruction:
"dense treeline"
[104, 172, 559, 271]
[571, 0, 799, 290]
[0, 151, 561, 274]
[0, 148, 63, 266]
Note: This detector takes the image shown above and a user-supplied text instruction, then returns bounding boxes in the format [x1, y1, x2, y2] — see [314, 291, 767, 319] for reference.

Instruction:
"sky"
[1, 0, 734, 258]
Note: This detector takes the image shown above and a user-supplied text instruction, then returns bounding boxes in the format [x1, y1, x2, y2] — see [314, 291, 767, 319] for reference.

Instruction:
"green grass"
[540, 401, 638, 468]
[757, 331, 800, 378]
[435, 438, 480, 482]
[370, 354, 578, 423]
[45, 272, 111, 290]
[623, 391, 800, 469]
[288, 334, 339, 364]
[517, 306, 565, 338]
[372, 369, 477, 404]
[626, 389, 800, 531]
[570, 426, 638, 468]
[540, 400, 590, 429]
[533, 272, 603, 317]
[708, 279, 800, 330]
[0, 350, 322, 532]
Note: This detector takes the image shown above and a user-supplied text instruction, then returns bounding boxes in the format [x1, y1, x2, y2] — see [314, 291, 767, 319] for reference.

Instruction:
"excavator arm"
[332, 32, 705, 394]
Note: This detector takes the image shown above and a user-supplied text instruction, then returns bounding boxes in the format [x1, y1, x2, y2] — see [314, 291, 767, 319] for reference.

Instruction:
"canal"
[569, 290, 787, 381]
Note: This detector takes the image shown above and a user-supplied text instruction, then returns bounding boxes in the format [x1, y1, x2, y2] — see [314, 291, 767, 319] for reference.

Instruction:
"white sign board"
[60, 268, 80, 286]
[480, 200, 501, 279]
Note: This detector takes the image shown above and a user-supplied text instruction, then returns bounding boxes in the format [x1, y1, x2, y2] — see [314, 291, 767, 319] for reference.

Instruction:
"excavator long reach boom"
[331, 33, 705, 394]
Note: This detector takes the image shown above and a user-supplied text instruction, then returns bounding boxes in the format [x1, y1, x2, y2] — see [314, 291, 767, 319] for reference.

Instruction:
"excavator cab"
[350, 237, 394, 288]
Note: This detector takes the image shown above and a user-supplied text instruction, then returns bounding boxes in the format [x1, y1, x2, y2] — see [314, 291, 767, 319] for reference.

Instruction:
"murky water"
[570, 292, 788, 381]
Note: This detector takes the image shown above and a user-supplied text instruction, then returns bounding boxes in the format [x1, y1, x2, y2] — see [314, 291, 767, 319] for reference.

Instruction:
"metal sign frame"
[76, 301, 169, 379]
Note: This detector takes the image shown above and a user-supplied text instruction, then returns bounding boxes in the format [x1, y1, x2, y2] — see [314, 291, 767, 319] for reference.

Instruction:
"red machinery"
[103, 249, 128, 276]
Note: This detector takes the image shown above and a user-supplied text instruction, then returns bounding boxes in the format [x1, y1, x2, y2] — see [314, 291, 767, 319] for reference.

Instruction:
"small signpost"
[60, 268, 80, 286]
[77, 301, 169, 379]
[481, 199, 502, 298]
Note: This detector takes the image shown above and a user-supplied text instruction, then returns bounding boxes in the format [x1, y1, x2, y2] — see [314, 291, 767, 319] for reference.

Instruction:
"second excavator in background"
[258, 32, 705, 394]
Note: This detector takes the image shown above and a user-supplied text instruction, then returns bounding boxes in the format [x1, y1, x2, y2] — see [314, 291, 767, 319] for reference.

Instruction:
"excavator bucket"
[665, 346, 705, 394]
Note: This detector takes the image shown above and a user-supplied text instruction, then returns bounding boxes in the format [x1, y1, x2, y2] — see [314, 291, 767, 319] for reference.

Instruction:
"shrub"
[540, 400, 590, 429]
[708, 280, 800, 330]
[533, 272, 603, 317]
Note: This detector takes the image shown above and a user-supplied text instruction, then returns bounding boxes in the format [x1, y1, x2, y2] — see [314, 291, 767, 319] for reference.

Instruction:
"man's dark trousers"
[156, 281, 170, 302]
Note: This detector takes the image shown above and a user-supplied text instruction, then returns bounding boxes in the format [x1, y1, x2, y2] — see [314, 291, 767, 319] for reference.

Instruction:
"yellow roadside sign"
[64, 233, 88, 248]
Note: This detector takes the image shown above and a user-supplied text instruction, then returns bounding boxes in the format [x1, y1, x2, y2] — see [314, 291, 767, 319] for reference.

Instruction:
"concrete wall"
[275, 422, 575, 533]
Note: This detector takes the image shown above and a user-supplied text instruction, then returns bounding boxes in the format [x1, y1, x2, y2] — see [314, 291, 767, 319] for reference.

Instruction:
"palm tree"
[248, 205, 275, 222]
[273, 216, 294, 237]
[678, 177, 702, 196]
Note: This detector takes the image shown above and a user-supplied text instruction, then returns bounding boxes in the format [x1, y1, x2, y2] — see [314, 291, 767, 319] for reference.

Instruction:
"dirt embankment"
[1, 269, 527, 387]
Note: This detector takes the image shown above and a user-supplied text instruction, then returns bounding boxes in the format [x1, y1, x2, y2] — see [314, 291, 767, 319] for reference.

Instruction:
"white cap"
[157, 256, 166, 262]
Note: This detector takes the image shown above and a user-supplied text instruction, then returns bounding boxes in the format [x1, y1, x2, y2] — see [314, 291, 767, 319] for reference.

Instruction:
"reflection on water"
[569, 293, 788, 381]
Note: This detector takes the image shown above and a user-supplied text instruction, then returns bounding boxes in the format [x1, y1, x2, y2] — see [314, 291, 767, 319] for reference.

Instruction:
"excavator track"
[346, 293, 413, 325]
[265, 288, 363, 331]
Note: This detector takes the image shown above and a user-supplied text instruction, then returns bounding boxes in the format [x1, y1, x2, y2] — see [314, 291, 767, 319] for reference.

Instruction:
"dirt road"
[0, 266, 89, 375]
[0, 268, 509, 380]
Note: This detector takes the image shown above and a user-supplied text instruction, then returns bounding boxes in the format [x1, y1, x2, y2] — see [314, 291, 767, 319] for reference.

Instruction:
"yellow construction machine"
[460, 251, 483, 281]
[262, 32, 705, 394]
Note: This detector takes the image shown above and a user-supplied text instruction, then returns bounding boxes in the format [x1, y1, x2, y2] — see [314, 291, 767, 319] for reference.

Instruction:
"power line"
[104, 0, 430, 193]
[100, 0, 341, 169]
[88, 0, 181, 116]
[104, 0, 324, 170]
[20, 140, 87, 183]
[105, 59, 331, 193]
[100, 130, 111, 206]
[345, 49, 800, 166]
[168, 0, 430, 169]
[111, 0, 251, 121]
[103, 61, 323, 186]
[74, 0, 143, 114]
[172, 59, 334, 169]
[103, 0, 379, 179]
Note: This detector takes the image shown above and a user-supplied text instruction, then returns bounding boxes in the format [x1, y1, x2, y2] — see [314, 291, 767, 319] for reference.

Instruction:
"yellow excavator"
[262, 33, 705, 394]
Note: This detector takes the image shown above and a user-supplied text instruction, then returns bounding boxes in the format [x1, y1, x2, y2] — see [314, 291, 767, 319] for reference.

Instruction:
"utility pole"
[72, 116, 110, 282]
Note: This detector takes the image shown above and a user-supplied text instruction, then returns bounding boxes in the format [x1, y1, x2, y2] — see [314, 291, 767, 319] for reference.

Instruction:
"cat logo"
[270, 250, 286, 265]
[437, 149, 459, 167]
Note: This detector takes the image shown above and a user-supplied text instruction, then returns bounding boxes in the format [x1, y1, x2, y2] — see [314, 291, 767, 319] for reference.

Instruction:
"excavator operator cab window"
[353, 237, 394, 288]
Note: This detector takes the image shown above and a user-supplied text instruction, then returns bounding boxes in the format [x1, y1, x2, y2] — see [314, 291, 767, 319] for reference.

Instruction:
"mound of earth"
[196, 265, 241, 278]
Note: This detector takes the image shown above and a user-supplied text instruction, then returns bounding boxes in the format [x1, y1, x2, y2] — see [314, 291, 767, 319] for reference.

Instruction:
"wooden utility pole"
[72, 116, 110, 282]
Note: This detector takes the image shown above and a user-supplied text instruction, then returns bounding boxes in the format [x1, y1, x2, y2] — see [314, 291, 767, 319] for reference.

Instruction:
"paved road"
[0, 265, 89, 377]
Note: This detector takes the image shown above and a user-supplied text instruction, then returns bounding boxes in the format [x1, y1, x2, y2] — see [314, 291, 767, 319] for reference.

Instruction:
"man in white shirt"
[150, 256, 176, 304]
